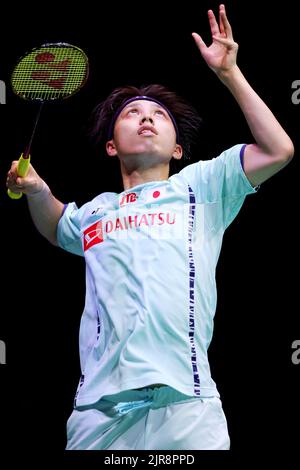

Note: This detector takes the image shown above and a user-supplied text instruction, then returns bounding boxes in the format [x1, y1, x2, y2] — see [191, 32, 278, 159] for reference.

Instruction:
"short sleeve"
[178, 144, 258, 228]
[57, 202, 86, 256]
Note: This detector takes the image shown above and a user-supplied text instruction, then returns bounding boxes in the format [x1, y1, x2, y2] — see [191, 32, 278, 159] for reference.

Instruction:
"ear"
[172, 144, 183, 161]
[106, 140, 118, 157]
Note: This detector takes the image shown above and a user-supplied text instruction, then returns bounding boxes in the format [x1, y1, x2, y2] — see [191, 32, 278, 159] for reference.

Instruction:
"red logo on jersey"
[83, 221, 103, 251]
[83, 211, 177, 251]
[119, 192, 138, 207]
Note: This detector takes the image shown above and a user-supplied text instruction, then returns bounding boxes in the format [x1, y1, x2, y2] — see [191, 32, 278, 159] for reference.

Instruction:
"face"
[106, 100, 182, 168]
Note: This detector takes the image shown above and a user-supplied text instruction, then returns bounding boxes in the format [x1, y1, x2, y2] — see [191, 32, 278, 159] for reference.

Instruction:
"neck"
[120, 160, 170, 190]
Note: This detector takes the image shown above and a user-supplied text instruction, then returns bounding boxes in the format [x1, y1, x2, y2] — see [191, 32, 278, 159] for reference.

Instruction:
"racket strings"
[11, 45, 88, 101]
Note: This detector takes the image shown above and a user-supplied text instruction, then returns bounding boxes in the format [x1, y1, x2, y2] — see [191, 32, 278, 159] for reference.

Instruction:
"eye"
[127, 108, 139, 114]
[155, 109, 165, 116]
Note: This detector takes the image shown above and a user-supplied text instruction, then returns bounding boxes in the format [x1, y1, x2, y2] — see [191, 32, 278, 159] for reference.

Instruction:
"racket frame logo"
[11, 42, 89, 102]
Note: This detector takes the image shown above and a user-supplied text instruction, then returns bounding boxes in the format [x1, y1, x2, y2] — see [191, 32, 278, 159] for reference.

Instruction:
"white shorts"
[66, 386, 230, 450]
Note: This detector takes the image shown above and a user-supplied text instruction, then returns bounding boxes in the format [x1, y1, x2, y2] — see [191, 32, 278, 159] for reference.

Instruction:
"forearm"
[218, 65, 294, 158]
[26, 182, 64, 246]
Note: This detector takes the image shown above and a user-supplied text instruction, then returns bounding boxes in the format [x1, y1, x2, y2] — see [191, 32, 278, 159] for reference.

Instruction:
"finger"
[7, 171, 17, 181]
[6, 179, 22, 191]
[219, 5, 226, 37]
[191, 32, 208, 53]
[212, 35, 238, 50]
[10, 161, 19, 172]
[16, 177, 24, 185]
[208, 9, 220, 38]
[219, 4, 233, 40]
[7, 176, 21, 186]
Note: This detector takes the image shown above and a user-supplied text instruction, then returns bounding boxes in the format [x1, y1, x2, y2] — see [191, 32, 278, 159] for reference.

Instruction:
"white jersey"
[57, 144, 257, 407]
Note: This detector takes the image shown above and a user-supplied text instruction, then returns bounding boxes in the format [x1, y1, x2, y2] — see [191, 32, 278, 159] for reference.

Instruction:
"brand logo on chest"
[83, 221, 103, 251]
[119, 192, 138, 207]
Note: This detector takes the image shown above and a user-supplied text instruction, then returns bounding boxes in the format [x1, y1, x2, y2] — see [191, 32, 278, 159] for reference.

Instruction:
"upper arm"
[243, 143, 294, 187]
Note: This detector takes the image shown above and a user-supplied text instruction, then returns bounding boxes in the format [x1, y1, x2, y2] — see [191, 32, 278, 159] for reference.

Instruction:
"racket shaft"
[7, 153, 30, 199]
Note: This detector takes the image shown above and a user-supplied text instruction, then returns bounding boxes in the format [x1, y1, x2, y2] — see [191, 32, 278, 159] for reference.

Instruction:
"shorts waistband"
[97, 386, 200, 415]
[134, 383, 165, 390]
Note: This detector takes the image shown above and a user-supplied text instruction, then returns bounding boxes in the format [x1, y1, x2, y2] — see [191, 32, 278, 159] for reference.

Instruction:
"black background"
[0, 0, 299, 466]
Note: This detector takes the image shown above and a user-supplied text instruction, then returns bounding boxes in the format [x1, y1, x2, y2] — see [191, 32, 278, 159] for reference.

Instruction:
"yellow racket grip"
[7, 153, 31, 200]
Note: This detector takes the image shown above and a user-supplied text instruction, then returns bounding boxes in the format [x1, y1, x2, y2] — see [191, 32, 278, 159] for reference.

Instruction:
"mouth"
[138, 125, 158, 136]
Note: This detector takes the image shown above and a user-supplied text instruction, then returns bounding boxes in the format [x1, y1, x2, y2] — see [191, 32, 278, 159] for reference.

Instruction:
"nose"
[140, 116, 154, 125]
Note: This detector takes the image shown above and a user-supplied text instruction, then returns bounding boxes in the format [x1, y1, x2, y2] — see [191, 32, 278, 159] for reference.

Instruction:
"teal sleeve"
[178, 144, 258, 228]
[57, 202, 86, 256]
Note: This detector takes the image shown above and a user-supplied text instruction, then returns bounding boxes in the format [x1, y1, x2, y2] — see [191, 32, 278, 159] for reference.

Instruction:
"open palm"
[192, 4, 238, 74]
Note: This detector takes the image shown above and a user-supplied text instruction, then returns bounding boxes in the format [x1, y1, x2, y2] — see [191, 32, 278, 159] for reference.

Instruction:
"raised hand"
[192, 4, 238, 75]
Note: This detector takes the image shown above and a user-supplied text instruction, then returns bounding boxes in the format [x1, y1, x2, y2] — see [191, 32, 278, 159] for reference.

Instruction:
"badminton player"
[6, 4, 294, 449]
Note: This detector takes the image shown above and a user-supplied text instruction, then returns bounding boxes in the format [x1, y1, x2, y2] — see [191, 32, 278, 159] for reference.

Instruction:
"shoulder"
[169, 144, 255, 201]
[61, 191, 117, 223]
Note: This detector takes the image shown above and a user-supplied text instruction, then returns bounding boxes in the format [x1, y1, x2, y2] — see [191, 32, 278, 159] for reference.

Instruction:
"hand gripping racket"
[8, 42, 89, 199]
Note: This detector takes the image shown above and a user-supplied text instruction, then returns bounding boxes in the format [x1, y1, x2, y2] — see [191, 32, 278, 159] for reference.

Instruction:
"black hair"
[88, 84, 202, 161]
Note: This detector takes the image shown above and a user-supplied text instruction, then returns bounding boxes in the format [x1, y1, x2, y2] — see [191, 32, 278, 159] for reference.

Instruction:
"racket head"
[11, 42, 89, 102]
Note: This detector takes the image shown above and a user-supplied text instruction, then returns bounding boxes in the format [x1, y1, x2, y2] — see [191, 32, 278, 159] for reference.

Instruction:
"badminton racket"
[8, 42, 89, 199]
